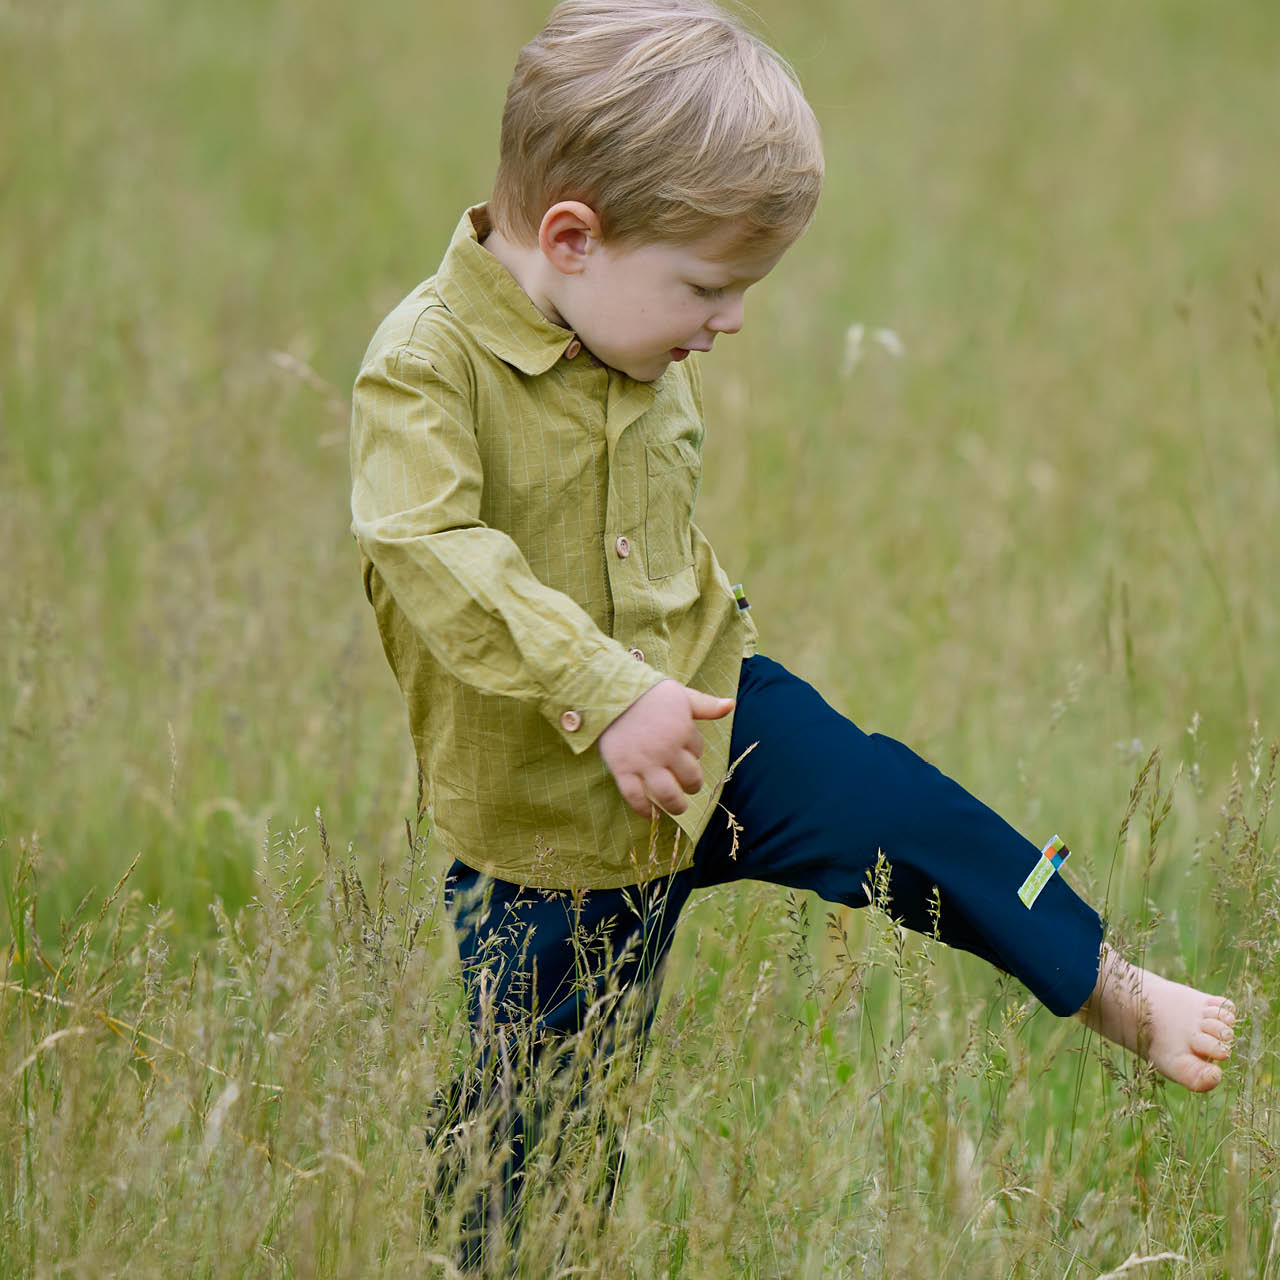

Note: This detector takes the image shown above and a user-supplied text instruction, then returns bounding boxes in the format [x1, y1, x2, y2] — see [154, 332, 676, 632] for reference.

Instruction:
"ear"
[538, 201, 603, 276]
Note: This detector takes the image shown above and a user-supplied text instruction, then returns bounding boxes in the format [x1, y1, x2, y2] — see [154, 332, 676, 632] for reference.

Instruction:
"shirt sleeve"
[350, 345, 664, 750]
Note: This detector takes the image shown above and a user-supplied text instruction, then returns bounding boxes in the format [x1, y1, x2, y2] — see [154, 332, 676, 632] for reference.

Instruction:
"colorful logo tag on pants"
[1018, 835, 1071, 908]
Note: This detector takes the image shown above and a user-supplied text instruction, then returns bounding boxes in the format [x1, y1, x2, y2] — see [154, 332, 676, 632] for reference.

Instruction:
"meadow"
[3, 0, 1279, 1273]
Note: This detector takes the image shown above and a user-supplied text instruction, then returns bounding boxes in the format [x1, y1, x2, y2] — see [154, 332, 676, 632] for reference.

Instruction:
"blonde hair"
[490, 0, 824, 253]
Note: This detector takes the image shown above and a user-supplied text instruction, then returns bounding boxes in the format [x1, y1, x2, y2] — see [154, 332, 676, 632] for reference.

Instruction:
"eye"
[690, 284, 727, 300]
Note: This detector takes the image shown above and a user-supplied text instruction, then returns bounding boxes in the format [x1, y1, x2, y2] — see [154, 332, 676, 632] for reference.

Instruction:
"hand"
[598, 679, 736, 817]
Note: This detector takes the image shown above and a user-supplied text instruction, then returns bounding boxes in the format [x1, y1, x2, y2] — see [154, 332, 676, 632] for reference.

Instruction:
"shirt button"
[565, 339, 582, 359]
[628, 648, 645, 662]
[615, 535, 631, 558]
[560, 709, 582, 733]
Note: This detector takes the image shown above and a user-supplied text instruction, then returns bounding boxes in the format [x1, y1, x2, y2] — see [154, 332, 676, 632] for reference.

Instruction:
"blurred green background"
[4, 2, 1280, 1272]
[3, 0, 1277, 948]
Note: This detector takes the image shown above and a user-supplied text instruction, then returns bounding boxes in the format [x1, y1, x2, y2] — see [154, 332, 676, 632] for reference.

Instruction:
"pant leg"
[692, 655, 1103, 1017]
[439, 858, 695, 1268]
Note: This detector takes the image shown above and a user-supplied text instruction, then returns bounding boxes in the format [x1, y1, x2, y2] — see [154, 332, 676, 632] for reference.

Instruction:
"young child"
[350, 0, 1235, 1260]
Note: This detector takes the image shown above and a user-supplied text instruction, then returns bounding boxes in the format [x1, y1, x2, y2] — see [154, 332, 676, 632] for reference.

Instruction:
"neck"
[482, 226, 569, 329]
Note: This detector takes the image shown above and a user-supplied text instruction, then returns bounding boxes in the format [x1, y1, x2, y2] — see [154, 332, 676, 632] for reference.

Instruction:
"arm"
[350, 345, 662, 750]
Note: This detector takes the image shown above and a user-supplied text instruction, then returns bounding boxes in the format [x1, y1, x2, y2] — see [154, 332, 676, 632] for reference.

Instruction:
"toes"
[1203, 1017, 1235, 1044]
[1191, 1030, 1232, 1061]
[1208, 993, 1239, 1024]
[1191, 1061, 1224, 1093]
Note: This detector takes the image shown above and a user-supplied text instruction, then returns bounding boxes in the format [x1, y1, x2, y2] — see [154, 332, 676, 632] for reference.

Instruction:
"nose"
[708, 293, 745, 335]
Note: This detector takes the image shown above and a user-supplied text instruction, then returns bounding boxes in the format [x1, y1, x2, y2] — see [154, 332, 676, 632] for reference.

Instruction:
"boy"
[350, 0, 1234, 1260]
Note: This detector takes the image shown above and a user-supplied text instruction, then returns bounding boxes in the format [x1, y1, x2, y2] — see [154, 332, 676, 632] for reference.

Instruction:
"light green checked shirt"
[350, 206, 756, 890]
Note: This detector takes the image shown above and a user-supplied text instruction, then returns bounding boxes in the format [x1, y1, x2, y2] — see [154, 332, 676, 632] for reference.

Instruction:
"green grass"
[3, 0, 1280, 1273]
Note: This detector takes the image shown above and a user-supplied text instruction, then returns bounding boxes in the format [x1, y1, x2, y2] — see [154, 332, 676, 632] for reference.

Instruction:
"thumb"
[685, 688, 736, 720]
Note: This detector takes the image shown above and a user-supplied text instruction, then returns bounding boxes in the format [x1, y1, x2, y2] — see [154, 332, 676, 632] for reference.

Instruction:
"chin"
[614, 361, 665, 382]
[604, 350, 676, 382]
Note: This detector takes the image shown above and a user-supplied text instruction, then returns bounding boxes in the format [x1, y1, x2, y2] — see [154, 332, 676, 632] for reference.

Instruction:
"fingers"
[615, 774, 654, 818]
[670, 748, 704, 796]
[617, 757, 704, 818]
[644, 768, 690, 816]
[687, 690, 736, 721]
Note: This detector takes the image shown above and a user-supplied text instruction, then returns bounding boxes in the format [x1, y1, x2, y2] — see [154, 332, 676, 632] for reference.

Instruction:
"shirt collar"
[434, 205, 578, 377]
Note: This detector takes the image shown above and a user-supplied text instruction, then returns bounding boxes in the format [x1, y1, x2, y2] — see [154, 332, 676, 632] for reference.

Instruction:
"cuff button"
[560, 709, 583, 732]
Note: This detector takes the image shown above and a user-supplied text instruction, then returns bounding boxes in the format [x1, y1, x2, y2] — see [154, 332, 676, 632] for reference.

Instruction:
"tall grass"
[3, 0, 1279, 1272]
[3, 742, 1277, 1274]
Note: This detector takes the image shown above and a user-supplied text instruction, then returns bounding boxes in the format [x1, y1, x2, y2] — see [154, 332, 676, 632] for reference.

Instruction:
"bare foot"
[1075, 945, 1235, 1092]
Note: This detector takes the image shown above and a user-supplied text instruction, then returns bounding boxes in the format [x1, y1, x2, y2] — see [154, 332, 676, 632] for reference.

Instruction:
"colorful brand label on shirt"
[1017, 835, 1071, 908]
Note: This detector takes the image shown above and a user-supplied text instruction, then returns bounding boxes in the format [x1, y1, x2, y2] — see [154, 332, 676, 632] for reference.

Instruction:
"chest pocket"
[644, 438, 700, 580]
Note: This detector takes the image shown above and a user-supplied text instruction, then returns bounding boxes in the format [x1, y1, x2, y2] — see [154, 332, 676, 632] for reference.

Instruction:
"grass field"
[3, 0, 1279, 1273]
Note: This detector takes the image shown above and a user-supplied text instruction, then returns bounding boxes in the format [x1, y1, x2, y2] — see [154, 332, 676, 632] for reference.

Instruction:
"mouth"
[669, 344, 711, 361]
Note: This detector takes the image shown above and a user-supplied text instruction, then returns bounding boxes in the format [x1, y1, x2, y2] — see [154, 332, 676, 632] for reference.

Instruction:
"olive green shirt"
[350, 206, 756, 890]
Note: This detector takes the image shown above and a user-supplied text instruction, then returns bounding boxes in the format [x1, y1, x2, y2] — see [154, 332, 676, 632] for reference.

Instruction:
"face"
[551, 222, 791, 382]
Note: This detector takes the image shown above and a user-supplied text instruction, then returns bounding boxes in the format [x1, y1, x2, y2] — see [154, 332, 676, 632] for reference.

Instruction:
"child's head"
[490, 0, 824, 259]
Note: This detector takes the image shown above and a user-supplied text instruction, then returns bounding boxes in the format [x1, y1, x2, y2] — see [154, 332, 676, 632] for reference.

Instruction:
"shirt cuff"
[541, 644, 667, 752]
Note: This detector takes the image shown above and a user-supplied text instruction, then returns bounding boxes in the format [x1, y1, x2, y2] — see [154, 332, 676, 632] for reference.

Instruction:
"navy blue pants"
[441, 655, 1103, 1257]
